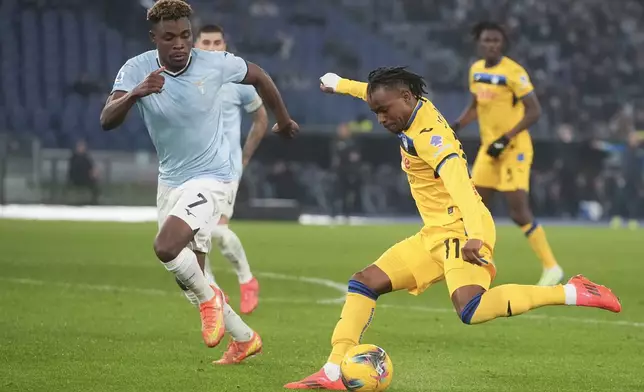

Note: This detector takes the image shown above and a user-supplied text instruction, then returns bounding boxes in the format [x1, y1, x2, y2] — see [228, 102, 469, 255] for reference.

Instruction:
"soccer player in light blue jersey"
[99, 0, 297, 357]
[193, 24, 267, 316]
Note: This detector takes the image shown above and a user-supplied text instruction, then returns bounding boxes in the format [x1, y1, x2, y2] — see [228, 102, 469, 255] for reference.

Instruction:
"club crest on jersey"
[397, 133, 417, 156]
[430, 135, 443, 148]
[193, 79, 206, 94]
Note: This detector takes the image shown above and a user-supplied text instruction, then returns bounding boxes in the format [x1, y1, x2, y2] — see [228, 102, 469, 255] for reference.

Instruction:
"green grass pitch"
[1, 220, 643, 391]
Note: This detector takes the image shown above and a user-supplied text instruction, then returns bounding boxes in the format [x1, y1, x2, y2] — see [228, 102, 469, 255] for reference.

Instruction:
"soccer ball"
[340, 344, 393, 391]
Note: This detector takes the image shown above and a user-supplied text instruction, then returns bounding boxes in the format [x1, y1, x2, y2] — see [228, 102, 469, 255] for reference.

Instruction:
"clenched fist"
[132, 67, 166, 98]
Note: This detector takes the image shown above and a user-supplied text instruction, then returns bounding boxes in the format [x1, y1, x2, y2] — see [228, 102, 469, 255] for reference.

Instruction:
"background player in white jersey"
[99, 0, 297, 364]
[193, 24, 267, 315]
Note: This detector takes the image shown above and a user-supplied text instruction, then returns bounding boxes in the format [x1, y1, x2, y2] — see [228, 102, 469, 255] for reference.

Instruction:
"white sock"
[323, 362, 341, 381]
[164, 248, 214, 304]
[181, 257, 221, 307]
[563, 283, 577, 305]
[223, 303, 254, 342]
[212, 225, 253, 284]
[203, 256, 219, 288]
[182, 290, 199, 306]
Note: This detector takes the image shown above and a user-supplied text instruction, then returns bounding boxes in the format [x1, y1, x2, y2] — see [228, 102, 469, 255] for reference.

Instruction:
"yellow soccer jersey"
[336, 79, 487, 239]
[469, 56, 534, 148]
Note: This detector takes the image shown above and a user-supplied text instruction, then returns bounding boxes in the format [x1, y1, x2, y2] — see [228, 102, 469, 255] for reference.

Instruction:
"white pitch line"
[253, 271, 346, 304]
[1, 275, 640, 329]
[1, 277, 171, 297]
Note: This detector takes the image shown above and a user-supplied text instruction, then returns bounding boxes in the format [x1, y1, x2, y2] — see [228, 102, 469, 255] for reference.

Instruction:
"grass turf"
[0, 220, 642, 391]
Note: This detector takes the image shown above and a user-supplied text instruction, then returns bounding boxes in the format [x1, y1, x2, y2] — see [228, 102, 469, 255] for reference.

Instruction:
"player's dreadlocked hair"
[471, 21, 508, 43]
[367, 66, 427, 99]
[147, 0, 193, 24]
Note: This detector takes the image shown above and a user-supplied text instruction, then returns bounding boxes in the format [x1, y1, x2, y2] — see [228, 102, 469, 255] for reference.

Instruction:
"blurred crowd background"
[1, 0, 643, 224]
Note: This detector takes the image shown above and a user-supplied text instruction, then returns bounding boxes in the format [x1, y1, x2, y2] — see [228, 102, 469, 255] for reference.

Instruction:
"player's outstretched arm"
[242, 104, 268, 167]
[100, 67, 166, 131]
[320, 73, 368, 101]
[241, 62, 298, 138]
[450, 93, 477, 132]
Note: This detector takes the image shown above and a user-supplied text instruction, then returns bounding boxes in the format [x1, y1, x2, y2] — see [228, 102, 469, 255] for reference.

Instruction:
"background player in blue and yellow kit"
[451, 22, 564, 286]
[284, 67, 621, 390]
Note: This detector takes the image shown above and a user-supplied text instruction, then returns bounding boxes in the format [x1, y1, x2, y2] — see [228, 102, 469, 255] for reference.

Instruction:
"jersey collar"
[156, 50, 193, 77]
[403, 99, 424, 131]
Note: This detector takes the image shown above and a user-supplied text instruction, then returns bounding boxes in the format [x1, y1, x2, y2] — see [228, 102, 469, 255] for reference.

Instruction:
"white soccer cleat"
[537, 265, 564, 286]
[320, 73, 341, 91]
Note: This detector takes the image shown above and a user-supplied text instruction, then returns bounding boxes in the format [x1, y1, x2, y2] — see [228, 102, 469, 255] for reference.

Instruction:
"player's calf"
[453, 276, 621, 326]
[505, 190, 562, 283]
[155, 216, 214, 305]
[285, 266, 393, 390]
[328, 266, 392, 364]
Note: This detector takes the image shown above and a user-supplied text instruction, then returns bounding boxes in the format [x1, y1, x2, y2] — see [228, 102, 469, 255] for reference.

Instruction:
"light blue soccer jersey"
[111, 48, 248, 186]
[217, 83, 263, 180]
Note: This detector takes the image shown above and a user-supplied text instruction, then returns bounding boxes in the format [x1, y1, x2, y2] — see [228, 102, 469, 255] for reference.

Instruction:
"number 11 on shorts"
[444, 238, 461, 259]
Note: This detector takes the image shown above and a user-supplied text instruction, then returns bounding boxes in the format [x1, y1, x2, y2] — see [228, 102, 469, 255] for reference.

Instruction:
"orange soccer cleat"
[213, 332, 263, 365]
[567, 275, 621, 313]
[284, 369, 347, 390]
[199, 286, 226, 348]
[240, 277, 259, 314]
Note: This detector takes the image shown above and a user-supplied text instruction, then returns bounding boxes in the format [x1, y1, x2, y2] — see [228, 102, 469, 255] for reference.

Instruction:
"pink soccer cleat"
[567, 275, 621, 313]
[240, 277, 259, 314]
[213, 332, 263, 365]
[199, 286, 226, 347]
[284, 369, 347, 390]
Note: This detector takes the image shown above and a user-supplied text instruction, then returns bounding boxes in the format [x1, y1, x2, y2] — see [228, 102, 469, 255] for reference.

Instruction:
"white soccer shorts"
[156, 178, 231, 253]
[218, 180, 239, 220]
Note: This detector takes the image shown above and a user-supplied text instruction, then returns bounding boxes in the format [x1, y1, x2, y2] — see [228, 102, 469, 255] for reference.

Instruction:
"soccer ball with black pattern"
[340, 344, 393, 391]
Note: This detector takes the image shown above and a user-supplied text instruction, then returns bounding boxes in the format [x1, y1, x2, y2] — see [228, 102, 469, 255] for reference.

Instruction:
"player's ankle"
[323, 362, 341, 381]
[563, 283, 576, 305]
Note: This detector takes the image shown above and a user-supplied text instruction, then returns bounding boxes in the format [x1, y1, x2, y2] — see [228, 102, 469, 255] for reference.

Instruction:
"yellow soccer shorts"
[373, 213, 497, 297]
[471, 146, 533, 192]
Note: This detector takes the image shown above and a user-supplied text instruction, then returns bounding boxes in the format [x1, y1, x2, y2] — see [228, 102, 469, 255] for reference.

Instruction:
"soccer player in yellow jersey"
[451, 22, 564, 286]
[284, 67, 621, 390]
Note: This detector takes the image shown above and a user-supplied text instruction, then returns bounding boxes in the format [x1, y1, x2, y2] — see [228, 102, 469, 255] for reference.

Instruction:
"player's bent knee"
[508, 208, 532, 227]
[153, 238, 181, 263]
[350, 267, 392, 297]
[457, 293, 485, 325]
[451, 285, 487, 325]
[348, 277, 380, 301]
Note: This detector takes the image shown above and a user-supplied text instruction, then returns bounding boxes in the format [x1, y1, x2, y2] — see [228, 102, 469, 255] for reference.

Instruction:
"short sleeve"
[508, 66, 534, 99]
[220, 51, 249, 84]
[111, 61, 140, 94]
[238, 85, 263, 113]
[416, 128, 462, 174]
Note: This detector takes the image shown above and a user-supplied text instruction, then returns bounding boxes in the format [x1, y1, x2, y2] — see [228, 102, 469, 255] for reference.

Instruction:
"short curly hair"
[147, 0, 193, 24]
[471, 21, 508, 43]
